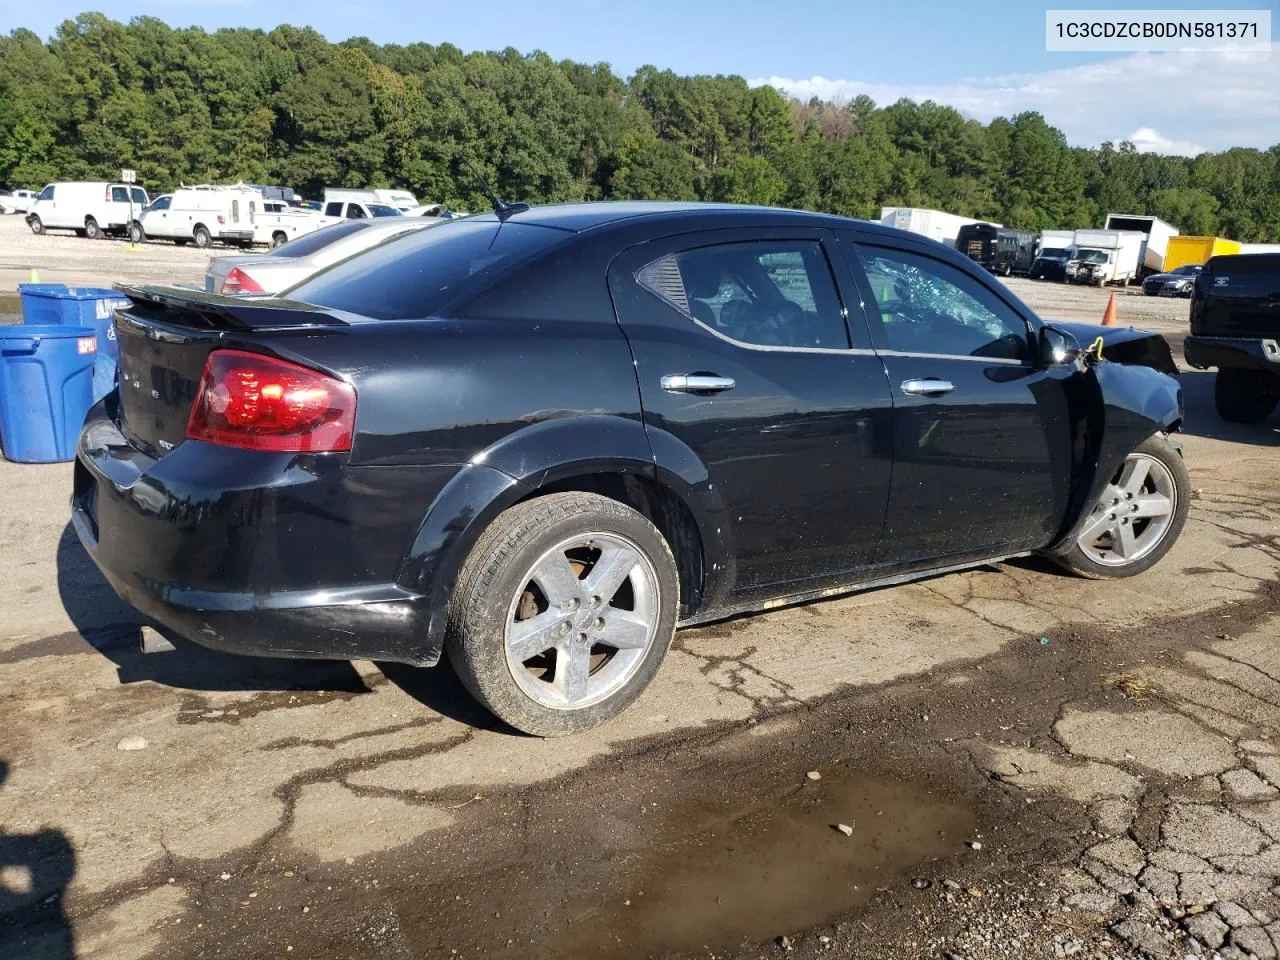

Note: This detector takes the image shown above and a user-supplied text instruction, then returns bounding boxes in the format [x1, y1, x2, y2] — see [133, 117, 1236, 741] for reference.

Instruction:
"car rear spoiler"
[113, 284, 350, 332]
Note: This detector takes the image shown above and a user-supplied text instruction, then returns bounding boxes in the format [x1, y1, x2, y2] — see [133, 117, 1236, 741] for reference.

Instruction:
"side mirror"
[1039, 325, 1080, 366]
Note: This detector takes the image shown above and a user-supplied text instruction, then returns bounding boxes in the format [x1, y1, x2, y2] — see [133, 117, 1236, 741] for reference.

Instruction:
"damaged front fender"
[1047, 357, 1183, 555]
[1054, 321, 1180, 376]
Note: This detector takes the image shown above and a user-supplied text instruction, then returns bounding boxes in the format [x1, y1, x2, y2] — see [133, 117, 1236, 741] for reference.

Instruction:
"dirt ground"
[2, 233, 1279, 960]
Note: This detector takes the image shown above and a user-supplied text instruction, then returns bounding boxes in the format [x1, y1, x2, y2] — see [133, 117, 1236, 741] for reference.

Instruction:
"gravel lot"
[1, 228, 1278, 960]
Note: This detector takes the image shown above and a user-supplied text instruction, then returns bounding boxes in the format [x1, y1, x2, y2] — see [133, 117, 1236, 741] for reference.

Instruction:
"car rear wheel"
[1051, 434, 1189, 579]
[447, 492, 679, 737]
[193, 225, 212, 248]
[271, 232, 288, 249]
[1214, 370, 1279, 424]
[84, 217, 101, 240]
[28, 216, 43, 235]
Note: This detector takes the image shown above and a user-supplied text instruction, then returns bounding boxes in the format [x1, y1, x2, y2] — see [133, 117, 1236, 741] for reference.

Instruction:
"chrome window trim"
[875, 349, 1032, 367]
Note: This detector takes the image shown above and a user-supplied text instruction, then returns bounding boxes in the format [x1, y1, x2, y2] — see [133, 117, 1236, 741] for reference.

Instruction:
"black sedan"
[1142, 263, 1203, 296]
[73, 202, 1189, 736]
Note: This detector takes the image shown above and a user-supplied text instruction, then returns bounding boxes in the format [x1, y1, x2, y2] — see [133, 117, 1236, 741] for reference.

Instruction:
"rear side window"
[289, 220, 567, 320]
[271, 220, 370, 257]
[345, 204, 366, 220]
[111, 186, 128, 202]
[637, 240, 849, 349]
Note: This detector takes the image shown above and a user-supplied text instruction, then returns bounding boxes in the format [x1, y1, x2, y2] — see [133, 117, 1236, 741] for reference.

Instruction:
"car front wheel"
[1214, 369, 1279, 424]
[1051, 434, 1189, 579]
[128, 221, 145, 244]
[28, 216, 43, 235]
[447, 492, 679, 737]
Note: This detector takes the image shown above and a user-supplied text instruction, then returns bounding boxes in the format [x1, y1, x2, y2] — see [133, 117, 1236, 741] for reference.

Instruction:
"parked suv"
[74, 202, 1187, 736]
[27, 182, 149, 238]
[1186, 253, 1280, 423]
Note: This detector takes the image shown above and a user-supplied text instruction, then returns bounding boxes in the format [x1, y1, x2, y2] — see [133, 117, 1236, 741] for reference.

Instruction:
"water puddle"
[425, 766, 976, 959]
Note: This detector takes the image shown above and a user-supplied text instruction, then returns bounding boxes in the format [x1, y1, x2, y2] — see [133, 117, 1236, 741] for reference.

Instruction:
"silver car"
[204, 217, 445, 294]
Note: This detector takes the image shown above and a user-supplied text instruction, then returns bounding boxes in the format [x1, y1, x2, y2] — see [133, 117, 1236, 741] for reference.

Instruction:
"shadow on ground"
[1177, 369, 1280, 445]
[0, 760, 75, 960]
[54, 521, 371, 696]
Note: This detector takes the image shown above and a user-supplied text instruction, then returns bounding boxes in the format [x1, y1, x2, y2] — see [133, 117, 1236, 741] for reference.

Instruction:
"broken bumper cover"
[1184, 336, 1280, 373]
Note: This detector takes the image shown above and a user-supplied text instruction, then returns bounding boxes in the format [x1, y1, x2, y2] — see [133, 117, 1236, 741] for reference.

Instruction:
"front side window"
[131, 187, 147, 205]
[39, 185, 54, 201]
[856, 246, 1031, 362]
[637, 240, 849, 349]
[148, 196, 171, 212]
[111, 186, 128, 203]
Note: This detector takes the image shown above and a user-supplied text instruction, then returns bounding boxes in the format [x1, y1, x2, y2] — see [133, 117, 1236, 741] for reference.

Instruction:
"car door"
[608, 228, 894, 597]
[147, 195, 172, 236]
[840, 235, 1076, 566]
[109, 185, 129, 225]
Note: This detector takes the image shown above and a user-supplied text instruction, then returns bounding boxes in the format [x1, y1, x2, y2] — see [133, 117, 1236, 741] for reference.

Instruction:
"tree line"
[2, 12, 1279, 240]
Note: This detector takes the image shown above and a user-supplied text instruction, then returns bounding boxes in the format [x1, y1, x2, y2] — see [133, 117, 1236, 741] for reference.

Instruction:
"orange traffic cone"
[1101, 290, 1117, 326]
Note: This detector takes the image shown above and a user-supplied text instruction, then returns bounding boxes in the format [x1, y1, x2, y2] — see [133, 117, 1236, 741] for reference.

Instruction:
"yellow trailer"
[1163, 236, 1241, 271]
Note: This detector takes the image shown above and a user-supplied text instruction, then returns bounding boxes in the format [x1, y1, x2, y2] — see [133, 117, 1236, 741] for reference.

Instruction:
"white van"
[133, 186, 260, 248]
[28, 182, 150, 239]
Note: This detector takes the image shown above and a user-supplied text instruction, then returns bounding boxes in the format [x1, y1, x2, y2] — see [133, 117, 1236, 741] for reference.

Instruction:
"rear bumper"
[1184, 335, 1280, 373]
[71, 402, 451, 666]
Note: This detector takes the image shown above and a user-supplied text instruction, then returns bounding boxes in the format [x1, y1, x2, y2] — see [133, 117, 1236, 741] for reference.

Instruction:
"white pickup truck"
[253, 200, 322, 248]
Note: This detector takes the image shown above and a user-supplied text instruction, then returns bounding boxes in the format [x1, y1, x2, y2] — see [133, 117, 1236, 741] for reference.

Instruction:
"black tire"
[1050, 434, 1189, 580]
[446, 492, 679, 737]
[84, 217, 101, 240]
[1214, 370, 1279, 424]
[271, 231, 288, 249]
[193, 225, 212, 248]
[28, 216, 44, 236]
[128, 221, 145, 244]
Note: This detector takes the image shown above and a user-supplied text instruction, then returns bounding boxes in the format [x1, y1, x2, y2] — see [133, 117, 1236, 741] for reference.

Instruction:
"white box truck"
[879, 207, 993, 246]
[1038, 229, 1076, 252]
[1065, 229, 1146, 286]
[1103, 214, 1179, 276]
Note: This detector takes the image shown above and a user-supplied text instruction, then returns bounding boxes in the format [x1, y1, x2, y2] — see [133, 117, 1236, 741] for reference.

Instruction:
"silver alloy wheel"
[504, 531, 660, 711]
[1075, 452, 1177, 567]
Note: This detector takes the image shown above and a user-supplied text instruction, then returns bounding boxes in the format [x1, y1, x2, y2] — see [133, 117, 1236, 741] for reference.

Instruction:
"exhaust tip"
[140, 625, 176, 655]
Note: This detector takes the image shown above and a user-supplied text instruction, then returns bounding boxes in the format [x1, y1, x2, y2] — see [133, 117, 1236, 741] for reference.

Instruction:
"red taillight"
[186, 350, 356, 453]
[222, 267, 263, 294]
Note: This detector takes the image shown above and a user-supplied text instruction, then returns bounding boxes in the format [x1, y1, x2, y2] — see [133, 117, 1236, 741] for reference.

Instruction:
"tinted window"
[290, 220, 566, 320]
[149, 196, 171, 211]
[1173, 264, 1202, 275]
[368, 204, 400, 217]
[345, 204, 367, 220]
[856, 246, 1031, 361]
[1039, 248, 1070, 258]
[110, 186, 128, 203]
[638, 241, 849, 349]
[131, 187, 147, 205]
[324, 202, 343, 217]
[39, 185, 54, 201]
[270, 220, 370, 258]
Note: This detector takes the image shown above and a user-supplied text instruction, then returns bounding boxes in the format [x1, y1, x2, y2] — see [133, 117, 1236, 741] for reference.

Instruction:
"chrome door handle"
[661, 375, 736, 394]
[901, 378, 955, 396]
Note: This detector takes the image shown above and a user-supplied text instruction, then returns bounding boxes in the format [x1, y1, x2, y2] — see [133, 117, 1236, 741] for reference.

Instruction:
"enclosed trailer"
[878, 207, 992, 246]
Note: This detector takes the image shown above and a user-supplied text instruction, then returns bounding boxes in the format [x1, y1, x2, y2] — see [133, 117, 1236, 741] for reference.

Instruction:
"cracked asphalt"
[2, 279, 1279, 960]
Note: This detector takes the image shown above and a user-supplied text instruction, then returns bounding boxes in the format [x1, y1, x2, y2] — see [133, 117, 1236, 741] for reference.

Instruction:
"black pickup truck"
[1186, 253, 1280, 423]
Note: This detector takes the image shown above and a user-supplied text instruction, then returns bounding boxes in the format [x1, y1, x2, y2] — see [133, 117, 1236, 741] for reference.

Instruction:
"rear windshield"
[1039, 248, 1070, 258]
[288, 219, 568, 320]
[271, 220, 370, 258]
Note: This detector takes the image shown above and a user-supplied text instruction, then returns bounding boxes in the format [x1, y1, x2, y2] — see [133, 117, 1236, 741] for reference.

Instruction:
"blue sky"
[2, 0, 1277, 153]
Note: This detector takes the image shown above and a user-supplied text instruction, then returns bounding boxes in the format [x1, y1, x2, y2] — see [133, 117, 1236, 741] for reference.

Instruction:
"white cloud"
[750, 50, 1280, 155]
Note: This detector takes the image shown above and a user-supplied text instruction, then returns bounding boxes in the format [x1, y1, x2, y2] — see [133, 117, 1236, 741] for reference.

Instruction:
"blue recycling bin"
[17, 284, 128, 402]
[0, 325, 97, 463]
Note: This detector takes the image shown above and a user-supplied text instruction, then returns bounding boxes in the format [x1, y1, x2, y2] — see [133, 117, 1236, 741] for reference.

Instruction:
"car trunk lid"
[112, 284, 348, 458]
